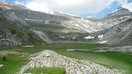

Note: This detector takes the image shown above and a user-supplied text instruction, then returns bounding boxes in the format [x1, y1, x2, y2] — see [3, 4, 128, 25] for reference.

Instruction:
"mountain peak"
[106, 7, 132, 18]
[122, 2, 132, 12]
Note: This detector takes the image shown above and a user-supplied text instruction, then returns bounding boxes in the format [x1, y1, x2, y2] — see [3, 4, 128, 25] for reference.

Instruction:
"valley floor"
[0, 43, 132, 74]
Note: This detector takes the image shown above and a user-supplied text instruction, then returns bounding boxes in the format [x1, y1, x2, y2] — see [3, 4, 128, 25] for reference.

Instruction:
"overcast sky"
[1, 0, 132, 17]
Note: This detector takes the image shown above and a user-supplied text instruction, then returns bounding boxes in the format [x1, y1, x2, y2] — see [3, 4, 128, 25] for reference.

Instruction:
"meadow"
[0, 43, 132, 74]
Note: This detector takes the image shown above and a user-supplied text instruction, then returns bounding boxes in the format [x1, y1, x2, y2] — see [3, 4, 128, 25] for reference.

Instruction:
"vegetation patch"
[25, 67, 65, 74]
[0, 54, 28, 74]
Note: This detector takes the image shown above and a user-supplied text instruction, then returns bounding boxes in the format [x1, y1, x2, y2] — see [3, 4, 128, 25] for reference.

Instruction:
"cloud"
[15, 1, 22, 5]
[117, 0, 128, 4]
[14, 0, 31, 5]
[122, 2, 132, 12]
[25, 0, 128, 16]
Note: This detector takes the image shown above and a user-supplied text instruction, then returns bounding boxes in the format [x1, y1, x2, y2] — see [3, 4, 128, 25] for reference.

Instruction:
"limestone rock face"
[18, 50, 121, 74]
[0, 28, 22, 46]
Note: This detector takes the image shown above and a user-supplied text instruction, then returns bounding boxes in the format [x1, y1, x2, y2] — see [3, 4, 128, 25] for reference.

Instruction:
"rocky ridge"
[18, 50, 121, 74]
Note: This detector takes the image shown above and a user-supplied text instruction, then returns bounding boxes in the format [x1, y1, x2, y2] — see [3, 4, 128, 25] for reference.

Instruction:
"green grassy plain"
[0, 43, 132, 74]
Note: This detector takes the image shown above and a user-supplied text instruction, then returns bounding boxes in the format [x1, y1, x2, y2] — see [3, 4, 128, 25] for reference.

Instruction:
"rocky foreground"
[17, 50, 122, 74]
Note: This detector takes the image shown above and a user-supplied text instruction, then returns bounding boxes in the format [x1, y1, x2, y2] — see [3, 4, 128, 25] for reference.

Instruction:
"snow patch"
[99, 41, 107, 44]
[84, 36, 94, 39]
[25, 18, 43, 22]
[98, 35, 104, 40]
[54, 11, 79, 17]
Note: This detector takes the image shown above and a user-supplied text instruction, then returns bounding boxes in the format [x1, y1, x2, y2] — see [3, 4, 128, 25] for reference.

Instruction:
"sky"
[0, 0, 132, 18]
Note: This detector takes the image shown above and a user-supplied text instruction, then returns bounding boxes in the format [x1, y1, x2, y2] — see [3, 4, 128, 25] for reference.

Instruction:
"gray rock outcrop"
[18, 50, 121, 74]
[0, 27, 21, 46]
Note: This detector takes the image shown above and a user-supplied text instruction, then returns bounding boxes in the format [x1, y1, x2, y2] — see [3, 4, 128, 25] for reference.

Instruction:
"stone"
[17, 50, 122, 74]
[0, 64, 3, 68]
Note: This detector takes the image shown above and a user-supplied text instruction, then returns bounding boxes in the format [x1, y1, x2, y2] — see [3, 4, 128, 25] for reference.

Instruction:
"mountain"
[0, 3, 113, 44]
[82, 8, 132, 32]
[0, 3, 95, 44]
[108, 8, 132, 17]
[0, 3, 132, 45]
[84, 7, 132, 45]
[99, 7, 132, 45]
[0, 3, 43, 46]
[100, 19, 132, 45]
[101, 7, 132, 28]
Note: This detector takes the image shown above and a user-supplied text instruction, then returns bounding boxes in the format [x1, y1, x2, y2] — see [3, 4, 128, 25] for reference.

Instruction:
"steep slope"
[101, 8, 132, 29]
[12, 10, 91, 42]
[0, 10, 42, 46]
[84, 7, 132, 45]
[0, 3, 93, 43]
[83, 8, 132, 33]
[100, 19, 132, 45]
[108, 8, 132, 17]
[96, 8, 132, 45]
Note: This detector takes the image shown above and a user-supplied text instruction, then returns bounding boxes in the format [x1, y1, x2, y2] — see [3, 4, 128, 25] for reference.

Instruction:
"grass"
[0, 43, 132, 74]
[26, 67, 65, 74]
[0, 43, 106, 53]
[0, 54, 27, 74]
[58, 51, 132, 74]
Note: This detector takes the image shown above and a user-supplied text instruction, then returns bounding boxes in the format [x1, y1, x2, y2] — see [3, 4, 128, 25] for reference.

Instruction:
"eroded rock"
[18, 50, 121, 74]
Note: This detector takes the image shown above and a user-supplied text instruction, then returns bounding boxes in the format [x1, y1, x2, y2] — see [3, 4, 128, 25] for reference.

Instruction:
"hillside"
[0, 12, 42, 46]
